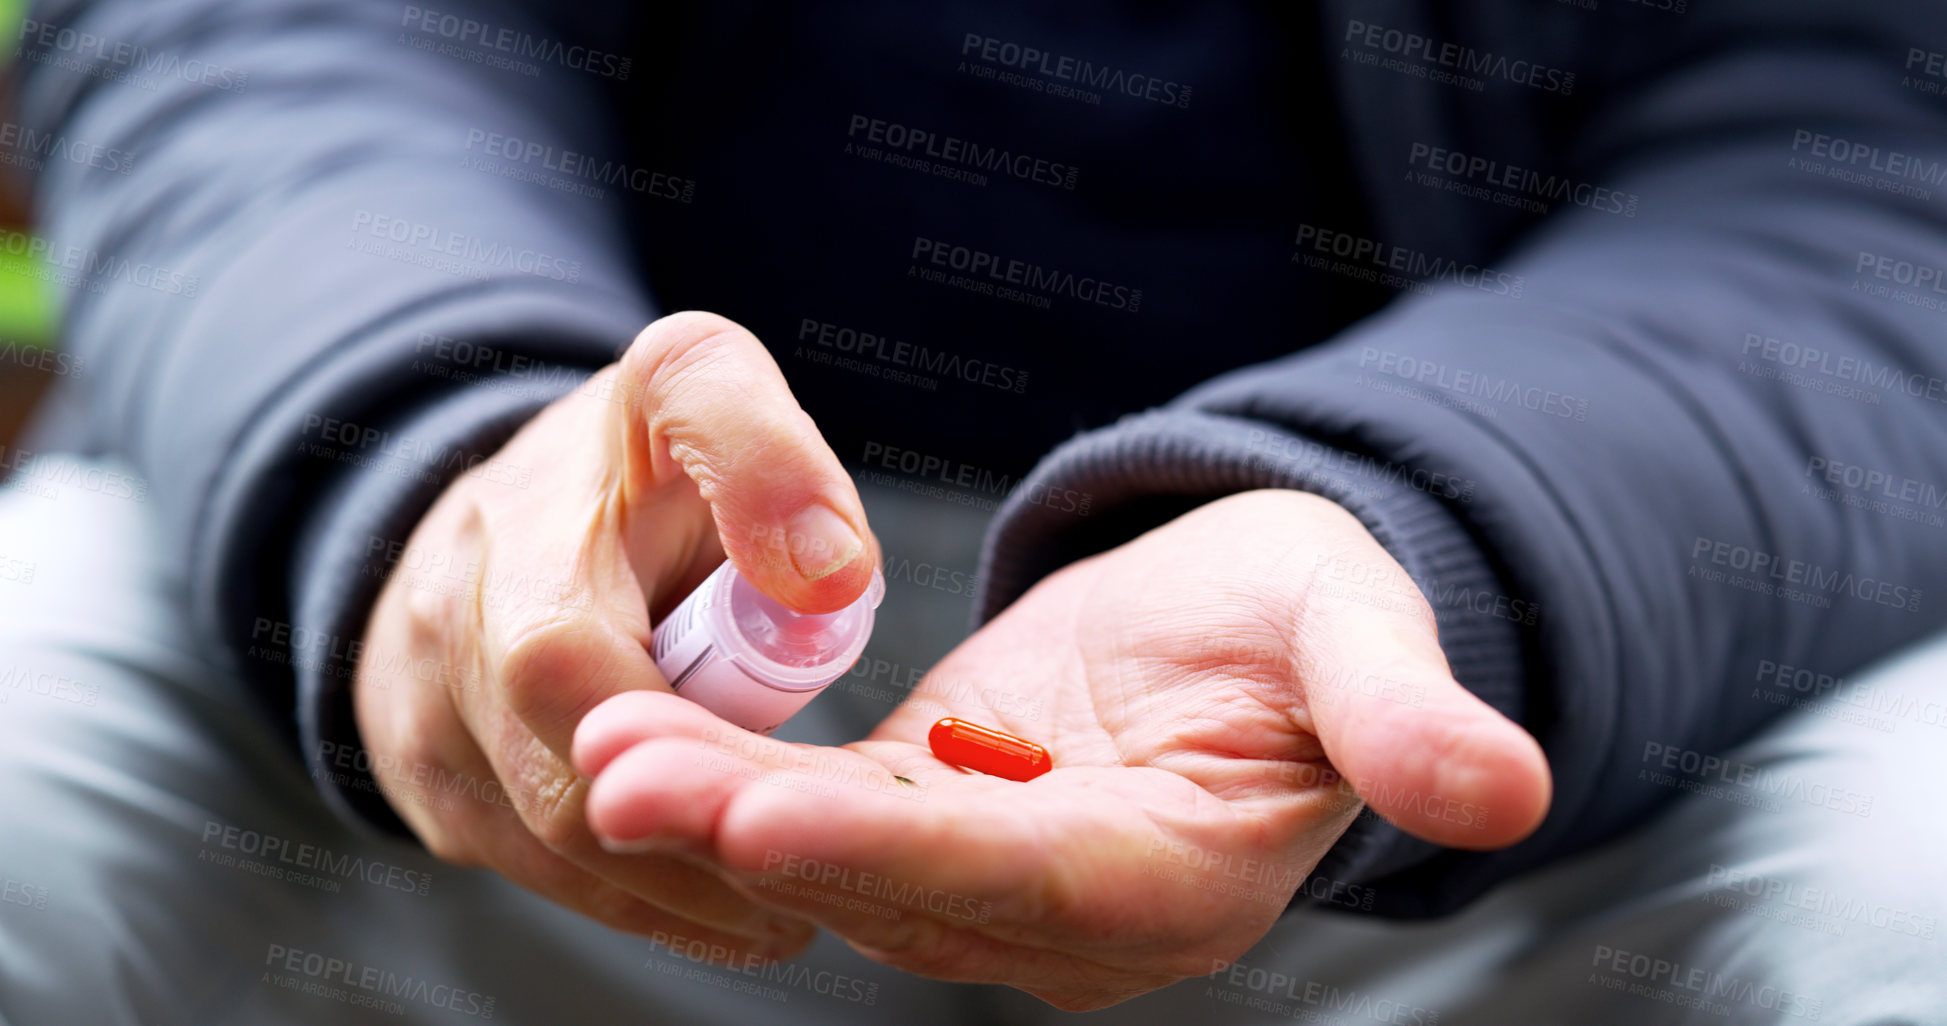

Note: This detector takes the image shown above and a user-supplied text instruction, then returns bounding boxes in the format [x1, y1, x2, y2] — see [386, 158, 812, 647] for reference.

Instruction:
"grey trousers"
[1, 457, 1941, 1025]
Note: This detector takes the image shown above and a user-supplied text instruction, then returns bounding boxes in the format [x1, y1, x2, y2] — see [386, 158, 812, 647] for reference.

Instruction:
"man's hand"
[571, 489, 1550, 1010]
[352, 311, 879, 961]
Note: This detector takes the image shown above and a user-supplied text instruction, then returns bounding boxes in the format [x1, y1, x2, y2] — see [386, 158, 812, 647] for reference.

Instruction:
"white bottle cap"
[650, 561, 885, 735]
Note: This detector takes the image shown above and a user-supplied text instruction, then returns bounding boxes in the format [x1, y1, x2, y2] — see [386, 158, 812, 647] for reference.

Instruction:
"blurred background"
[0, 0, 62, 453]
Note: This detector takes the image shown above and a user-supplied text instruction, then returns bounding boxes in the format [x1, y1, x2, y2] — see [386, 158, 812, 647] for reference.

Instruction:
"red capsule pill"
[928, 717, 1051, 781]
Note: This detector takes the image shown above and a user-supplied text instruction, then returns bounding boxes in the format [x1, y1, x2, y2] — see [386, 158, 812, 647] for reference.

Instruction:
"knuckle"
[497, 612, 604, 730]
[499, 729, 586, 853]
[641, 310, 741, 350]
[626, 316, 790, 489]
[526, 806, 582, 855]
[399, 573, 464, 668]
[358, 680, 432, 785]
[629, 311, 749, 388]
[522, 778, 585, 853]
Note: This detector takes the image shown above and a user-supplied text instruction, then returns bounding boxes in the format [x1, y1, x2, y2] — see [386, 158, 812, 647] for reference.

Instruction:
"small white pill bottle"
[650, 561, 885, 735]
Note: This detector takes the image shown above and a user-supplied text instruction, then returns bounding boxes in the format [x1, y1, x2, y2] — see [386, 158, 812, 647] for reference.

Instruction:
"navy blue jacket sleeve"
[13, 0, 652, 825]
[976, 8, 1947, 916]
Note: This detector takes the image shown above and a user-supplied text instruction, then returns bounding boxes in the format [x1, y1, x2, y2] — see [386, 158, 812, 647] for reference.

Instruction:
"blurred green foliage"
[0, 250, 55, 344]
[0, 0, 60, 348]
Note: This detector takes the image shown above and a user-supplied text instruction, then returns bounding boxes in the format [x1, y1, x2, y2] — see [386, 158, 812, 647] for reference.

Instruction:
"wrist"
[291, 377, 587, 835]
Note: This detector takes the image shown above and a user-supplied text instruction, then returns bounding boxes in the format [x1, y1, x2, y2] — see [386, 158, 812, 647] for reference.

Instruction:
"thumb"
[1297, 574, 1551, 850]
[611, 310, 878, 614]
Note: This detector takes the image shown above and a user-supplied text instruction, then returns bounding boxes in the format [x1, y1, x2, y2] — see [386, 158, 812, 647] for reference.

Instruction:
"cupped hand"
[572, 489, 1550, 1009]
[353, 311, 878, 961]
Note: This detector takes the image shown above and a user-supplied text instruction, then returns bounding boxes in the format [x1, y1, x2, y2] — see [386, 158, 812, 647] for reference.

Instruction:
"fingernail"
[597, 833, 663, 855]
[785, 504, 862, 582]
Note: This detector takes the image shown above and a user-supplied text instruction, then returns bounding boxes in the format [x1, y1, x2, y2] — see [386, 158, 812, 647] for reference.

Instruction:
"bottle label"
[649, 568, 830, 735]
[652, 582, 718, 693]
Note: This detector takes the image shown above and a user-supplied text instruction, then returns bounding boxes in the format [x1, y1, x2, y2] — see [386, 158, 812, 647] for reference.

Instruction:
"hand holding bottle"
[352, 311, 879, 961]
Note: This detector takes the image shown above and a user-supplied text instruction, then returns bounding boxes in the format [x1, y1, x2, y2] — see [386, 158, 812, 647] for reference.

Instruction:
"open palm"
[573, 490, 1550, 1011]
